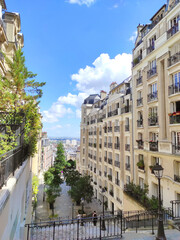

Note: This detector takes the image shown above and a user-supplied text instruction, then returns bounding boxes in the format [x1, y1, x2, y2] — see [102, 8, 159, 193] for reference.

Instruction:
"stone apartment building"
[41, 132, 54, 171]
[79, 0, 180, 213]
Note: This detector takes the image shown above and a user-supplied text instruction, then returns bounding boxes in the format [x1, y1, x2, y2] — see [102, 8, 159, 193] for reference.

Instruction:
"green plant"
[32, 175, 39, 211]
[137, 160, 145, 169]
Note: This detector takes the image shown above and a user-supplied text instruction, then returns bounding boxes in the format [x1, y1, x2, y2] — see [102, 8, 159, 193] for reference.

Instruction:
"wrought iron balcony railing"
[108, 158, 113, 165]
[167, 23, 179, 39]
[137, 119, 143, 127]
[172, 144, 180, 154]
[168, 52, 180, 67]
[136, 76, 142, 86]
[148, 116, 158, 126]
[125, 144, 130, 151]
[147, 45, 155, 55]
[147, 91, 158, 102]
[125, 163, 131, 171]
[136, 140, 144, 149]
[137, 98, 143, 106]
[114, 161, 120, 168]
[147, 67, 157, 78]
[114, 126, 120, 132]
[114, 143, 120, 150]
[168, 83, 180, 95]
[169, 114, 180, 124]
[149, 141, 158, 151]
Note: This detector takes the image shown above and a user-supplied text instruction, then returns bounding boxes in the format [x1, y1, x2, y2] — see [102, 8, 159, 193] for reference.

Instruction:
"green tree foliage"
[32, 175, 39, 211]
[125, 182, 158, 211]
[64, 169, 81, 187]
[0, 49, 45, 157]
[68, 175, 93, 205]
[44, 142, 68, 215]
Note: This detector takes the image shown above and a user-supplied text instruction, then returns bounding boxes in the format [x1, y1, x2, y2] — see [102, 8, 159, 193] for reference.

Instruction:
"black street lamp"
[153, 164, 166, 240]
[101, 188, 106, 231]
[80, 198, 84, 226]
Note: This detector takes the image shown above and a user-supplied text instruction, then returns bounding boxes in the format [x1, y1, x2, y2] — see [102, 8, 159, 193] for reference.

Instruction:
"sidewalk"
[35, 176, 103, 221]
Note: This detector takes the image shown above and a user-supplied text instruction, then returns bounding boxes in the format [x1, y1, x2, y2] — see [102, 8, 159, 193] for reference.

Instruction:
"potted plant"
[149, 165, 154, 173]
[137, 160, 144, 170]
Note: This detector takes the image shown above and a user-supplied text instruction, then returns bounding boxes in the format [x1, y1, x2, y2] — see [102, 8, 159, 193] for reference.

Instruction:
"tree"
[64, 169, 81, 187]
[0, 49, 45, 156]
[44, 167, 63, 215]
[54, 142, 68, 171]
[68, 175, 93, 205]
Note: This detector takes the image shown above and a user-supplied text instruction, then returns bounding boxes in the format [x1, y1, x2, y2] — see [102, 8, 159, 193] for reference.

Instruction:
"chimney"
[100, 90, 107, 100]
[110, 82, 117, 91]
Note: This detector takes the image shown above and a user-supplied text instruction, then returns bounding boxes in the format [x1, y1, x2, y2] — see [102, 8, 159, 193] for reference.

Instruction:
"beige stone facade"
[79, 0, 180, 212]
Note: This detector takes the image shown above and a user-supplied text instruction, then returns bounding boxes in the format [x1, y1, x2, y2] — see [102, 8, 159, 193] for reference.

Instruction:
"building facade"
[79, 0, 180, 213]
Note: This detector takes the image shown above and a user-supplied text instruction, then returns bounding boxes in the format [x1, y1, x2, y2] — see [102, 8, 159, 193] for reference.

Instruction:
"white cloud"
[71, 53, 132, 93]
[113, 4, 119, 8]
[129, 31, 137, 43]
[58, 92, 88, 108]
[67, 0, 95, 7]
[42, 102, 73, 123]
[43, 52, 132, 127]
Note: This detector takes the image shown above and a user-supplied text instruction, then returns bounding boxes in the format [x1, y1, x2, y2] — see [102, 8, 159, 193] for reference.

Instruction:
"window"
[150, 59, 156, 70]
[126, 175, 130, 184]
[139, 154, 144, 161]
[139, 177, 144, 189]
[83, 138, 85, 144]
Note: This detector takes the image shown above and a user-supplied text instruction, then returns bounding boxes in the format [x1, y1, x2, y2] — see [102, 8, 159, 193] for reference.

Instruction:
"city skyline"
[7, 0, 165, 137]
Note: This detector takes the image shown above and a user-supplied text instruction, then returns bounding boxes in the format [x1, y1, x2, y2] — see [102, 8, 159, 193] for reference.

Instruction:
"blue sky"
[7, 0, 165, 138]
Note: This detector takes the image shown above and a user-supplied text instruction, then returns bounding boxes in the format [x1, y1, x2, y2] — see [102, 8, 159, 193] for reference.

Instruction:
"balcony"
[99, 144, 102, 148]
[126, 88, 131, 95]
[99, 171, 102, 176]
[125, 125, 129, 131]
[89, 132, 93, 136]
[104, 127, 107, 133]
[104, 142, 107, 148]
[108, 143, 112, 148]
[88, 143, 93, 147]
[94, 156, 96, 160]
[169, 83, 180, 95]
[0, 146, 28, 189]
[147, 91, 158, 102]
[121, 105, 131, 114]
[132, 54, 142, 67]
[108, 175, 112, 181]
[115, 179, 120, 186]
[125, 163, 130, 171]
[94, 131, 96, 135]
[104, 156, 107, 162]
[94, 168, 96, 173]
[102, 114, 106, 119]
[99, 131, 102, 135]
[108, 127, 112, 132]
[114, 126, 120, 132]
[168, 52, 180, 67]
[137, 119, 143, 127]
[93, 143, 96, 148]
[97, 118, 103, 123]
[108, 158, 113, 165]
[147, 67, 157, 79]
[114, 143, 120, 150]
[148, 116, 158, 126]
[172, 144, 180, 154]
[167, 23, 179, 39]
[104, 171, 107, 177]
[125, 144, 130, 151]
[174, 174, 180, 183]
[109, 190, 114, 197]
[137, 98, 143, 106]
[99, 157, 102, 162]
[108, 109, 118, 117]
[136, 140, 144, 149]
[169, 114, 180, 124]
[136, 76, 142, 86]
[147, 45, 155, 55]
[114, 161, 120, 168]
[149, 141, 158, 151]
[137, 160, 145, 171]
[90, 119, 96, 124]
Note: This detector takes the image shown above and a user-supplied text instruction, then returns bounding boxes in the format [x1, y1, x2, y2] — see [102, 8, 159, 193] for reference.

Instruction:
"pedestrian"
[92, 211, 98, 226]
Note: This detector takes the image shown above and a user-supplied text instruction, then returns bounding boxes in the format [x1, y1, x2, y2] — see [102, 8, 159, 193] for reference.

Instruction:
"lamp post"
[153, 164, 166, 240]
[80, 198, 84, 226]
[101, 188, 106, 231]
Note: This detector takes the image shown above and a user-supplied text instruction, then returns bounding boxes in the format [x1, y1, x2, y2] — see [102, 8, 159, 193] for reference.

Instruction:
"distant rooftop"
[84, 94, 100, 104]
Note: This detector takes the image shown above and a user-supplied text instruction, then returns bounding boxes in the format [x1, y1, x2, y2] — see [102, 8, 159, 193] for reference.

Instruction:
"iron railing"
[0, 145, 29, 189]
[167, 22, 179, 39]
[168, 83, 180, 95]
[168, 52, 180, 67]
[147, 67, 157, 79]
[26, 215, 123, 240]
[172, 144, 180, 154]
[136, 76, 142, 86]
